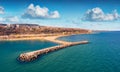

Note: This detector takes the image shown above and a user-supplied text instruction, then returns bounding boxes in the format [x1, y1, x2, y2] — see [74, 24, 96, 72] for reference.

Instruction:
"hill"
[0, 24, 91, 35]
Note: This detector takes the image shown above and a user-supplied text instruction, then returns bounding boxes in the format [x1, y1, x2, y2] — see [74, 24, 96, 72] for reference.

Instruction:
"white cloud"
[22, 4, 60, 19]
[0, 16, 19, 23]
[6, 16, 19, 22]
[0, 6, 4, 14]
[82, 7, 120, 21]
[0, 17, 5, 21]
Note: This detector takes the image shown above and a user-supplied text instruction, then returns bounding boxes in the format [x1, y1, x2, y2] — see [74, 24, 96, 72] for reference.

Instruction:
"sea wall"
[19, 41, 88, 62]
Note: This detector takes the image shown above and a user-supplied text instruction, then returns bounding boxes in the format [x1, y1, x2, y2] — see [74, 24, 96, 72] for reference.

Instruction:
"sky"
[0, 0, 120, 30]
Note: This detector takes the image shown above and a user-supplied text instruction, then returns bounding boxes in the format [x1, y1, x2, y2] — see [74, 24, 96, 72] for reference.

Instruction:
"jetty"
[19, 35, 89, 62]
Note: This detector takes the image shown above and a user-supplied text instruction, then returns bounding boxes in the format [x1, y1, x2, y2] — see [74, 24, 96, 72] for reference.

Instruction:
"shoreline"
[0, 33, 89, 41]
[0, 34, 69, 42]
[0, 33, 90, 62]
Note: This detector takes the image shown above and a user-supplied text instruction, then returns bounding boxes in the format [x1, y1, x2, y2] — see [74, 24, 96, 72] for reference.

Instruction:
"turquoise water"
[0, 31, 120, 72]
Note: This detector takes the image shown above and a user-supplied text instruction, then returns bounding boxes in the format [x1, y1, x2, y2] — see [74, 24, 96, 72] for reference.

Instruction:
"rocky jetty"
[19, 41, 88, 62]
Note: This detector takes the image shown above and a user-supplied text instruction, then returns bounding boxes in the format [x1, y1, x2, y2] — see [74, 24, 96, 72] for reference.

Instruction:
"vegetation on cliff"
[0, 24, 91, 35]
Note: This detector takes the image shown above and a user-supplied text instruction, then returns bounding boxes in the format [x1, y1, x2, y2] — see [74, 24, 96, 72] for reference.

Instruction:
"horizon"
[0, 0, 120, 31]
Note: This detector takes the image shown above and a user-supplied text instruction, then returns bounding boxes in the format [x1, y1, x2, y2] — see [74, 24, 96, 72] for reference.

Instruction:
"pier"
[19, 35, 89, 62]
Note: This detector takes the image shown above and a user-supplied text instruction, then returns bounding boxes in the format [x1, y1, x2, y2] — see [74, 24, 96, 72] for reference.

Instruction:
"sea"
[0, 31, 120, 72]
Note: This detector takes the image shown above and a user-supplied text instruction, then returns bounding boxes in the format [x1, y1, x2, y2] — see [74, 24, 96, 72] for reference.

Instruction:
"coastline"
[0, 33, 91, 62]
[0, 33, 90, 42]
[0, 34, 68, 42]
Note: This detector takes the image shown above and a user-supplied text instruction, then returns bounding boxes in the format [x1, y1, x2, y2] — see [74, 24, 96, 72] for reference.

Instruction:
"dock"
[19, 35, 89, 62]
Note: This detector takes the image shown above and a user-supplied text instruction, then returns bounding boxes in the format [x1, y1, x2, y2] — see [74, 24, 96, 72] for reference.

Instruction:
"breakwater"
[19, 40, 88, 62]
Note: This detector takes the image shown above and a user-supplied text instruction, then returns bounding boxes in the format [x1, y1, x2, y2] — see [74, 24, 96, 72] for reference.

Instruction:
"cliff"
[0, 24, 91, 35]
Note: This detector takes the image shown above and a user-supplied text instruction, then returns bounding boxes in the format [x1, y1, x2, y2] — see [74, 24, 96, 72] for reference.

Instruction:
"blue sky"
[0, 0, 120, 30]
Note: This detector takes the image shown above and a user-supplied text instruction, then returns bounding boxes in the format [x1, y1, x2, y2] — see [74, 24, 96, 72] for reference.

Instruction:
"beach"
[0, 32, 91, 41]
[0, 34, 64, 41]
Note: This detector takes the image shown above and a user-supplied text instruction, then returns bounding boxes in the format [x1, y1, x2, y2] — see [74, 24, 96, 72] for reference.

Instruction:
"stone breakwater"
[19, 41, 88, 62]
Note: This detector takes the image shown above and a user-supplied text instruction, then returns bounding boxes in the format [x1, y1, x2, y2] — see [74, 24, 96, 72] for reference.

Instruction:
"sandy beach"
[0, 34, 70, 43]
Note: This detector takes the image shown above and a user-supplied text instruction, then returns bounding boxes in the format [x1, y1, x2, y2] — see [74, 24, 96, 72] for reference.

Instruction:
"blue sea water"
[0, 31, 120, 72]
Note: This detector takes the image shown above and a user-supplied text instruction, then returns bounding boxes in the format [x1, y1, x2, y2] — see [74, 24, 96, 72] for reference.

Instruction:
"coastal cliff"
[0, 24, 91, 36]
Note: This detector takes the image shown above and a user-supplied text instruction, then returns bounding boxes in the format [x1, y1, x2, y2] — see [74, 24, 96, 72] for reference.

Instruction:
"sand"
[0, 34, 69, 43]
